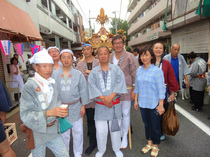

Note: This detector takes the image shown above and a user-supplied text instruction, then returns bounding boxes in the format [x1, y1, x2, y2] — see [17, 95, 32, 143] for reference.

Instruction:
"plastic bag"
[162, 101, 179, 136]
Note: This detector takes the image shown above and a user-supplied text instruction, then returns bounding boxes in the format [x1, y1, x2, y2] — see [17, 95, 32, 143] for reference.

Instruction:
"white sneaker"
[95, 151, 104, 157]
[114, 150, 123, 157]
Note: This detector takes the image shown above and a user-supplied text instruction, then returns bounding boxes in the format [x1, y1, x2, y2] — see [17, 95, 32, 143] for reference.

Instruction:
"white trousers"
[62, 118, 83, 157]
[95, 120, 121, 153]
[121, 101, 131, 137]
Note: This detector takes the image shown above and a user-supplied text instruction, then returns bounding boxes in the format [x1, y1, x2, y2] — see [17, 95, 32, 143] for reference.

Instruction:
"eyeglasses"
[48, 50, 59, 54]
[36, 64, 53, 70]
[61, 57, 72, 60]
[113, 41, 124, 45]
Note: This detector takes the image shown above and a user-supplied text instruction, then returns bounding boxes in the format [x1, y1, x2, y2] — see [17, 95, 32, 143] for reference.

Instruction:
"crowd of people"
[0, 35, 210, 157]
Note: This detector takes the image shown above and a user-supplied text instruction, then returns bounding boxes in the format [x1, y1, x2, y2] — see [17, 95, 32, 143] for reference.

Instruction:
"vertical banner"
[0, 40, 11, 61]
[14, 43, 24, 62]
[30, 44, 41, 55]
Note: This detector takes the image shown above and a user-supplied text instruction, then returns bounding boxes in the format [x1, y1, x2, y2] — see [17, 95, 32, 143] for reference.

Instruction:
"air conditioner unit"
[131, 36, 135, 40]
[138, 33, 142, 37]
[159, 20, 164, 27]
[146, 28, 151, 33]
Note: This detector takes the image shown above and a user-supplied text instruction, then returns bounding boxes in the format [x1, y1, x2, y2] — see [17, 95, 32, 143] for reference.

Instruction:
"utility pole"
[89, 10, 92, 36]
[112, 11, 117, 34]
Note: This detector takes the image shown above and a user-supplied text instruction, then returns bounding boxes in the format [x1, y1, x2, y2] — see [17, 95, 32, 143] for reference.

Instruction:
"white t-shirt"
[113, 53, 119, 65]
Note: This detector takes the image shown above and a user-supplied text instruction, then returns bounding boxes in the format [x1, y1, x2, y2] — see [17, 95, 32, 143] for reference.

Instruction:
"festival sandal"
[141, 145, 153, 154]
[151, 147, 159, 157]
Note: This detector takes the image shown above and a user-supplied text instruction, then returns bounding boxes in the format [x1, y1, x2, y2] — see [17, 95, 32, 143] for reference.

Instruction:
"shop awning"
[196, 0, 210, 17]
[0, 0, 42, 42]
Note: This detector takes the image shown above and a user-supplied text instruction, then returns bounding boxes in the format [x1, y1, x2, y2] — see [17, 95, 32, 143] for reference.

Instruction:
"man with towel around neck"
[20, 49, 69, 157]
[88, 46, 127, 157]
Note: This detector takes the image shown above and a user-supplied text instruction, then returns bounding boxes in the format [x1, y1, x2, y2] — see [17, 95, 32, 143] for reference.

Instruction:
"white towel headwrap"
[29, 49, 54, 64]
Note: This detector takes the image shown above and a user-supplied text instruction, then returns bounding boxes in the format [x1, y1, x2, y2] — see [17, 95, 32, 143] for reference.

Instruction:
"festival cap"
[82, 42, 92, 48]
[47, 46, 60, 52]
[60, 49, 74, 56]
[29, 49, 54, 64]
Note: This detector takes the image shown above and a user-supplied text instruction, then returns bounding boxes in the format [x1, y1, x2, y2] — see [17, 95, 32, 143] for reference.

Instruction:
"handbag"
[111, 106, 120, 132]
[162, 101, 179, 136]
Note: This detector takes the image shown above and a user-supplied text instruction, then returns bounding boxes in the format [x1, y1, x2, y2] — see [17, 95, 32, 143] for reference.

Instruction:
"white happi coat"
[55, 67, 90, 124]
[20, 78, 61, 147]
[88, 63, 128, 121]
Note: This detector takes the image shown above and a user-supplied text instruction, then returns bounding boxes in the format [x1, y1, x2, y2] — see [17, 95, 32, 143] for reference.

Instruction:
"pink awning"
[0, 0, 42, 42]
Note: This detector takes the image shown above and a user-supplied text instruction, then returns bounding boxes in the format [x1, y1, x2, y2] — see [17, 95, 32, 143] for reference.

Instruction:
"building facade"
[127, 0, 171, 50]
[0, 0, 84, 83]
[165, 0, 210, 60]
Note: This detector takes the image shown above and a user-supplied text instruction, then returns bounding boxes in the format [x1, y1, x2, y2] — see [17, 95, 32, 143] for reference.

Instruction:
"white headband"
[29, 49, 54, 64]
[60, 49, 74, 56]
[47, 46, 60, 52]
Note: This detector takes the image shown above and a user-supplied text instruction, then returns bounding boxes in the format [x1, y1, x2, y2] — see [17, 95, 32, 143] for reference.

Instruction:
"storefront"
[171, 20, 209, 61]
[0, 0, 42, 84]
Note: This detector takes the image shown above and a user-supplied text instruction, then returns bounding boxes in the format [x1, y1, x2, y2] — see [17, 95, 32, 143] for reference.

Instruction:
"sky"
[72, 0, 130, 33]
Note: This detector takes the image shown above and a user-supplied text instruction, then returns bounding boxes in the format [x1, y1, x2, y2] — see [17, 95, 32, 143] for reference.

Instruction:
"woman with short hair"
[134, 47, 165, 157]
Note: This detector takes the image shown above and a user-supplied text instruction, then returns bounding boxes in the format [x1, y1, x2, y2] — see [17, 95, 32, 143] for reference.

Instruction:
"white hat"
[60, 49, 74, 56]
[47, 46, 60, 52]
[29, 49, 54, 64]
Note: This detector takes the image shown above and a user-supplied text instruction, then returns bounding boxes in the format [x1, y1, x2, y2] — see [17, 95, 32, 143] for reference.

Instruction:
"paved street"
[7, 93, 210, 157]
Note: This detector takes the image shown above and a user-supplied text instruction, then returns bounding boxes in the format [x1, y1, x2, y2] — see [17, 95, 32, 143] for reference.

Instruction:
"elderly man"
[163, 44, 190, 99]
[55, 49, 89, 157]
[77, 43, 99, 155]
[188, 51, 207, 111]
[47, 46, 62, 78]
[110, 35, 139, 149]
[88, 46, 127, 157]
[20, 49, 69, 157]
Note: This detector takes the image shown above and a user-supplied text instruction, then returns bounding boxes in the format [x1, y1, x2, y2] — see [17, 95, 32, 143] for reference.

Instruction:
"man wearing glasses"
[47, 46, 62, 78]
[110, 35, 139, 149]
[20, 49, 69, 156]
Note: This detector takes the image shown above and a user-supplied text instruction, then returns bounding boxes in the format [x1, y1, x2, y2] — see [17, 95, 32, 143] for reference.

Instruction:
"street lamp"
[112, 11, 117, 34]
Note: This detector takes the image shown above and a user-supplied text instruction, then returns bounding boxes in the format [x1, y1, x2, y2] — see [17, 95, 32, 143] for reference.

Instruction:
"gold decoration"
[117, 29, 126, 42]
[81, 8, 126, 51]
[100, 35, 108, 42]
[81, 31, 91, 43]
[96, 8, 109, 27]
